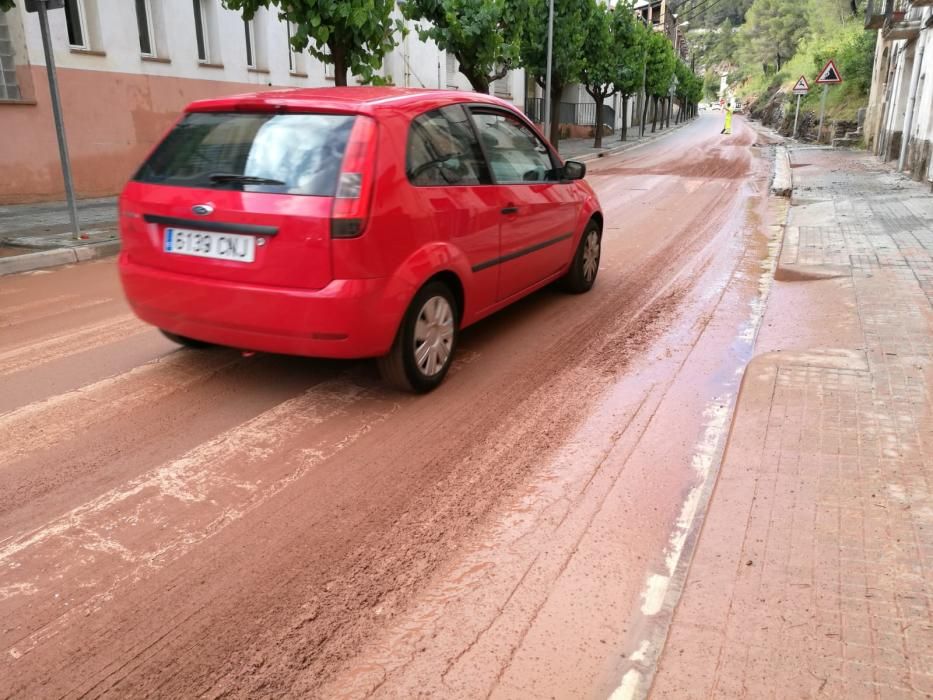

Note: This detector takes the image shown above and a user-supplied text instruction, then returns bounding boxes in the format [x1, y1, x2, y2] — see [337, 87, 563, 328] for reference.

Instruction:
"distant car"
[711, 103, 722, 111]
[733, 102, 744, 113]
[118, 88, 603, 393]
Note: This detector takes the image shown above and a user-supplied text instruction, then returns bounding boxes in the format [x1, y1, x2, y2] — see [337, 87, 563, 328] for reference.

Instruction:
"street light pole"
[543, 0, 554, 144]
[35, 0, 81, 239]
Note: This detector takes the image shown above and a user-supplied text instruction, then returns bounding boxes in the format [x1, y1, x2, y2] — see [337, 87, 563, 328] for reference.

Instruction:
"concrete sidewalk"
[650, 148, 933, 697]
[558, 119, 690, 162]
[0, 197, 118, 276]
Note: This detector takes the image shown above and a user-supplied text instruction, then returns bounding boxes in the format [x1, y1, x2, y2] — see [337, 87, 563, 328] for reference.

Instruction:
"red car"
[118, 88, 603, 392]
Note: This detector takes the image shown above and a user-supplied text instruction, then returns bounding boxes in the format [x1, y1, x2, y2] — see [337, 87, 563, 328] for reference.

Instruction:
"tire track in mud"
[0, 121, 760, 698]
[153, 142, 753, 698]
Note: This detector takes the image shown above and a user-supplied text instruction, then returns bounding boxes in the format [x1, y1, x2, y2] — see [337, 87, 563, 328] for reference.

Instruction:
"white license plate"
[163, 227, 256, 263]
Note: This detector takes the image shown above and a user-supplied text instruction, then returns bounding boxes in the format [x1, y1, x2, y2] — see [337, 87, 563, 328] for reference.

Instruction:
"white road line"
[1, 379, 398, 657]
[0, 296, 112, 328]
[0, 352, 241, 465]
[0, 314, 148, 376]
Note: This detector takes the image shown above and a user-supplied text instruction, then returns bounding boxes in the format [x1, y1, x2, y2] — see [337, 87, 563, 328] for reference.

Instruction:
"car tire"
[160, 329, 213, 349]
[561, 221, 601, 294]
[378, 281, 459, 393]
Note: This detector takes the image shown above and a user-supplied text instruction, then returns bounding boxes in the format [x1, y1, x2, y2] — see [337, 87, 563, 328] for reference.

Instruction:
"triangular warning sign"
[792, 75, 810, 93]
[815, 60, 842, 84]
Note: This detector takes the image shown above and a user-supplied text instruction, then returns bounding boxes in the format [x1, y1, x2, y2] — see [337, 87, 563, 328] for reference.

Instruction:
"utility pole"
[28, 0, 81, 239]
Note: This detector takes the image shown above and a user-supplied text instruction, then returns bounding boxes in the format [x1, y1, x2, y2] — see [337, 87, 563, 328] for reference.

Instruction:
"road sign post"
[791, 76, 810, 139]
[815, 60, 842, 144]
[26, 0, 81, 239]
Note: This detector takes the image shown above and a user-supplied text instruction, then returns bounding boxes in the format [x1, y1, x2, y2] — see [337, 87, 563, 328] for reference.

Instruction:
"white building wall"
[18, 0, 524, 101]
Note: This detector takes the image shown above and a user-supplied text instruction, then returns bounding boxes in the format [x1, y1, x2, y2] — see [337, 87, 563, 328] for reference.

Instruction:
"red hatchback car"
[118, 88, 603, 392]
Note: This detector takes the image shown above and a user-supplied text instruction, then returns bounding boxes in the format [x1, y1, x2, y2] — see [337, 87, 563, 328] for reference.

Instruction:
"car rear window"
[135, 111, 356, 196]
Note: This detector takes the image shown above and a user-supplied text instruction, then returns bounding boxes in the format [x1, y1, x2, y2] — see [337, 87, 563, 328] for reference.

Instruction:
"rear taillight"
[331, 116, 377, 239]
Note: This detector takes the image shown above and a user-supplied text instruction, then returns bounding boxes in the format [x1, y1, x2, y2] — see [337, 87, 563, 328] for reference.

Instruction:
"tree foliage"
[0, 0, 13, 12]
[222, 0, 401, 87]
[738, 0, 808, 72]
[578, 0, 615, 146]
[645, 31, 675, 99]
[520, 0, 589, 145]
[401, 0, 526, 94]
[613, 2, 649, 99]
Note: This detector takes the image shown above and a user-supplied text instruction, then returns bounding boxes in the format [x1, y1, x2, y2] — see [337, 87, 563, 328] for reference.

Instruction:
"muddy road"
[0, 114, 776, 698]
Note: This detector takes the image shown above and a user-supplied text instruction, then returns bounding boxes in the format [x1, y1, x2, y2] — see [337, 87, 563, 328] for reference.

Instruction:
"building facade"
[0, 0, 525, 204]
[863, 0, 933, 183]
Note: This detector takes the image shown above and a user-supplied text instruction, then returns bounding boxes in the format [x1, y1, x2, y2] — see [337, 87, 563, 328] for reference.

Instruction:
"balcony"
[883, 3, 923, 39]
[865, 0, 893, 29]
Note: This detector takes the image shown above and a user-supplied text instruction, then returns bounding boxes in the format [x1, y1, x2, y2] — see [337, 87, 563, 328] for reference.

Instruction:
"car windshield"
[135, 111, 356, 196]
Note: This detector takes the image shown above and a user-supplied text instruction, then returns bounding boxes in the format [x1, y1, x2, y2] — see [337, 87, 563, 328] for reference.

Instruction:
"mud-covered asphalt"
[0, 114, 775, 698]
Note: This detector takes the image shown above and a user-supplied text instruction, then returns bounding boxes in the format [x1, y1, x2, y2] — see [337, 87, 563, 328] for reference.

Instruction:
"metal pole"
[37, 2, 80, 239]
[793, 94, 801, 138]
[898, 32, 926, 172]
[543, 0, 554, 144]
[817, 84, 828, 144]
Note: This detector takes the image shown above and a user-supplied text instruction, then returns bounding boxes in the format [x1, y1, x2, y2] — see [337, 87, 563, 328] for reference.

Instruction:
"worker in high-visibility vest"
[721, 100, 734, 135]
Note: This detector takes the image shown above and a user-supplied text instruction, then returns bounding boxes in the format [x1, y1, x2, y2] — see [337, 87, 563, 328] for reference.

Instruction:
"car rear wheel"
[378, 281, 459, 393]
[160, 329, 213, 349]
[561, 221, 601, 294]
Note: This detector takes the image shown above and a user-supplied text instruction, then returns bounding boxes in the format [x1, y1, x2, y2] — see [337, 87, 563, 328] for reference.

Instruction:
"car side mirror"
[562, 161, 586, 181]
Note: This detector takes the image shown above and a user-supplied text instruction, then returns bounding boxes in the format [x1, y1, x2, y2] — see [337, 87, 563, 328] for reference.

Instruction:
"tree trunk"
[641, 93, 649, 137]
[462, 65, 490, 93]
[621, 94, 629, 141]
[652, 96, 658, 133]
[330, 41, 349, 87]
[593, 94, 604, 148]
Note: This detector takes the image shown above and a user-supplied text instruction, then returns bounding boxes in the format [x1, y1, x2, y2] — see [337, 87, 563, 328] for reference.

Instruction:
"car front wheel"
[378, 281, 459, 393]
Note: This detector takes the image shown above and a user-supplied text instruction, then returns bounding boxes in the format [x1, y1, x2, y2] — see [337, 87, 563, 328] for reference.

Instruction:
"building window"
[322, 43, 334, 79]
[0, 11, 20, 100]
[64, 0, 88, 49]
[445, 52, 458, 88]
[135, 0, 155, 57]
[287, 22, 305, 74]
[493, 74, 511, 98]
[244, 20, 254, 68]
[193, 0, 209, 62]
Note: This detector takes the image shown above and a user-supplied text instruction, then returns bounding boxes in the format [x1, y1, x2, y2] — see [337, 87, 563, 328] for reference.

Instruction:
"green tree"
[222, 0, 401, 87]
[613, 2, 649, 142]
[579, 0, 616, 148]
[703, 69, 719, 101]
[0, 0, 14, 10]
[644, 31, 675, 133]
[520, 0, 589, 147]
[401, 0, 527, 93]
[739, 0, 809, 72]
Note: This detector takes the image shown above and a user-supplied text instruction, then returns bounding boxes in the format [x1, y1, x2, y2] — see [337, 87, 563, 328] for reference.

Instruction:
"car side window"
[469, 110, 557, 185]
[407, 105, 488, 187]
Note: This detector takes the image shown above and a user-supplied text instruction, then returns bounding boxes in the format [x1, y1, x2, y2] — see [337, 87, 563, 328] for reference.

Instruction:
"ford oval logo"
[192, 204, 214, 216]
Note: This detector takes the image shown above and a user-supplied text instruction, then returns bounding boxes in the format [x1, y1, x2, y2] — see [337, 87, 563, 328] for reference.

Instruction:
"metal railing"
[524, 97, 615, 129]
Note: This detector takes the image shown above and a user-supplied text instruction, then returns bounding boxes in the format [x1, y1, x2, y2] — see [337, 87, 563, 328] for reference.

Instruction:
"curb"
[0, 239, 120, 277]
[572, 120, 691, 164]
[771, 145, 793, 197]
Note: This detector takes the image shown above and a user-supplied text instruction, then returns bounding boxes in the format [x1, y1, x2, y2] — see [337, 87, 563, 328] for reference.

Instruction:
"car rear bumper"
[118, 254, 398, 358]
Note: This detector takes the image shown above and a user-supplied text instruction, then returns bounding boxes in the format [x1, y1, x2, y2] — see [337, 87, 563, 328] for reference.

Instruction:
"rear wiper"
[208, 173, 285, 186]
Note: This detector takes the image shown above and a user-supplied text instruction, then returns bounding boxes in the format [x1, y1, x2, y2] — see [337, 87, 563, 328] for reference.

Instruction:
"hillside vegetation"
[686, 0, 875, 123]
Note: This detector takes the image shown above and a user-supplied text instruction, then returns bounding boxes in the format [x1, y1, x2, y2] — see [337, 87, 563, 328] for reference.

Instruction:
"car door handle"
[501, 206, 519, 215]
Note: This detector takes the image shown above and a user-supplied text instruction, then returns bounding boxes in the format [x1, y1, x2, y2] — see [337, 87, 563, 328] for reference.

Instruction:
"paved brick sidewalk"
[651, 148, 933, 698]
